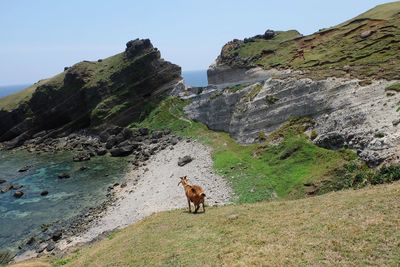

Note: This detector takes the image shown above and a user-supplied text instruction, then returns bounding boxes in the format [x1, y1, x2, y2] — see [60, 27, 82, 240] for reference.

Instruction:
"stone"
[393, 119, 400, 126]
[178, 156, 193, 167]
[12, 184, 23, 190]
[40, 190, 49, 196]
[360, 30, 372, 39]
[18, 165, 31, 172]
[96, 148, 107, 156]
[105, 135, 118, 149]
[138, 128, 149, 136]
[0, 183, 13, 193]
[227, 214, 239, 220]
[14, 190, 24, 198]
[51, 230, 62, 241]
[151, 131, 163, 139]
[0, 179, 6, 184]
[110, 146, 134, 157]
[36, 243, 48, 253]
[263, 29, 275, 39]
[314, 133, 345, 150]
[46, 241, 56, 251]
[58, 173, 70, 179]
[73, 152, 90, 162]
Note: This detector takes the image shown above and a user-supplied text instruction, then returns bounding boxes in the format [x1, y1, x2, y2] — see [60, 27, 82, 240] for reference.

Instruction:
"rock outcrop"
[0, 39, 181, 149]
[184, 77, 400, 166]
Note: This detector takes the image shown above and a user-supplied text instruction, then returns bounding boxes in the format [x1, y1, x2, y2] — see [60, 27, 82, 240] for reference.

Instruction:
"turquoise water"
[0, 150, 128, 253]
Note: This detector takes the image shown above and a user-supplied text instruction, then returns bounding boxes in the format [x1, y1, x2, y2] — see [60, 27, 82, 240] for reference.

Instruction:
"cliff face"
[184, 77, 400, 166]
[210, 2, 400, 84]
[181, 2, 400, 167]
[0, 39, 181, 147]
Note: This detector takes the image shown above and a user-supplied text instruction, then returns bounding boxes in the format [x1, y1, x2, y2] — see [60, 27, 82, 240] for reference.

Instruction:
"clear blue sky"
[0, 0, 395, 85]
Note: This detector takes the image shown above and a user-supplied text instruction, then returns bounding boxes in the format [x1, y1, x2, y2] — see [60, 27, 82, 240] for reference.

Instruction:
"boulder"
[51, 230, 62, 241]
[360, 30, 372, 39]
[105, 135, 118, 149]
[110, 146, 134, 157]
[58, 173, 70, 179]
[263, 29, 276, 39]
[12, 184, 23, 190]
[178, 156, 193, 167]
[96, 148, 107, 156]
[151, 131, 163, 139]
[18, 165, 31, 172]
[14, 190, 24, 198]
[46, 241, 55, 252]
[138, 128, 149, 136]
[0, 179, 6, 184]
[314, 133, 345, 150]
[1, 183, 13, 193]
[40, 190, 49, 196]
[73, 152, 90, 162]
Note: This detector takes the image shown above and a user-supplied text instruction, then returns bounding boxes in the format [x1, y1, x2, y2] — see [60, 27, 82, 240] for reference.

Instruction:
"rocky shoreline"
[1, 125, 186, 262]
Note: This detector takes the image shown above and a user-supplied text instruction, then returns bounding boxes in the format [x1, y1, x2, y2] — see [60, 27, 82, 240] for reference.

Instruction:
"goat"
[178, 176, 206, 213]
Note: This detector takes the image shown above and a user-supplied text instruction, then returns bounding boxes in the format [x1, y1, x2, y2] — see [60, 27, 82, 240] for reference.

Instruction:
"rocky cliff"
[209, 2, 400, 84]
[183, 3, 400, 166]
[0, 39, 181, 148]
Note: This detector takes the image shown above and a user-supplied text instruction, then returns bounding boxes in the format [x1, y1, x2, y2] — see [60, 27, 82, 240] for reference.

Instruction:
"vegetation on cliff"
[216, 2, 400, 81]
[0, 39, 181, 146]
[131, 97, 400, 203]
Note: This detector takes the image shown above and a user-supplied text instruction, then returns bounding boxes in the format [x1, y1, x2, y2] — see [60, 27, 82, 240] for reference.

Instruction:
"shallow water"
[0, 150, 128, 252]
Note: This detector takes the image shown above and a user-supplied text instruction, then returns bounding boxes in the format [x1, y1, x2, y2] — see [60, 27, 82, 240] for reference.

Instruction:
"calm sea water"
[182, 70, 208, 87]
[0, 150, 128, 253]
[0, 84, 31, 98]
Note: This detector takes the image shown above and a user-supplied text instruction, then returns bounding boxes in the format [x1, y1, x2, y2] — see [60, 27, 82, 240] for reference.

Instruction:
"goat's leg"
[187, 198, 191, 213]
[202, 202, 205, 213]
[194, 204, 200, 213]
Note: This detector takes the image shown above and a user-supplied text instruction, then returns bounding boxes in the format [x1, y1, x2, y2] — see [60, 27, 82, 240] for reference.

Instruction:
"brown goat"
[178, 176, 206, 213]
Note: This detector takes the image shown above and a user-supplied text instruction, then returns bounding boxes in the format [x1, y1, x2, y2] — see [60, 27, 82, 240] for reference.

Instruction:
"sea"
[0, 150, 128, 253]
[0, 70, 207, 254]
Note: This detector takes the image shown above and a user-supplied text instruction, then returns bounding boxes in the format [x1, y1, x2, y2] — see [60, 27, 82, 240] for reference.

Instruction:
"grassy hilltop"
[216, 2, 400, 81]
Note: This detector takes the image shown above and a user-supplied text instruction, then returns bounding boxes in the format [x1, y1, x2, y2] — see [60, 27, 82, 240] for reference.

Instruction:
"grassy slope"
[28, 182, 400, 267]
[134, 98, 359, 202]
[221, 2, 400, 81]
[0, 79, 53, 111]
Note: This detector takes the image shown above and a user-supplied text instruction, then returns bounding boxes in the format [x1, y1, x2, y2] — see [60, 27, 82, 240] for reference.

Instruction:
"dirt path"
[62, 140, 232, 248]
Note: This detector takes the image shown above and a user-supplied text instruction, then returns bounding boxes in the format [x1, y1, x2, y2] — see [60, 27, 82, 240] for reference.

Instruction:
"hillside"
[13, 182, 400, 266]
[211, 1, 400, 81]
[0, 39, 181, 148]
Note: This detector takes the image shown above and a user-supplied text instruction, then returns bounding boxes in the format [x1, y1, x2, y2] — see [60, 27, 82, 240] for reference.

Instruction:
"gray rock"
[40, 190, 49, 196]
[14, 190, 24, 198]
[110, 146, 134, 157]
[178, 156, 193, 167]
[314, 133, 345, 150]
[46, 241, 55, 251]
[18, 165, 31, 172]
[73, 152, 90, 162]
[58, 173, 70, 179]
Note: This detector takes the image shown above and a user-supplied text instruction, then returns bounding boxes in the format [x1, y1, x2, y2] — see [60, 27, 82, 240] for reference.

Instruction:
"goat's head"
[178, 176, 189, 186]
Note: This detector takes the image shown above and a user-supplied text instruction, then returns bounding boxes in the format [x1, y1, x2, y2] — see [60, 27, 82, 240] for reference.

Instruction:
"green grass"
[133, 97, 363, 203]
[385, 83, 400, 92]
[0, 76, 62, 111]
[27, 182, 400, 267]
[219, 2, 400, 81]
